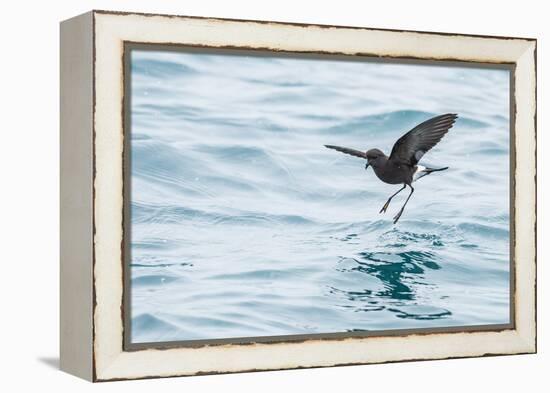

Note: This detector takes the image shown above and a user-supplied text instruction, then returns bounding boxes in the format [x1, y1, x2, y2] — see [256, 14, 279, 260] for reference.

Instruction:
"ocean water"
[129, 49, 511, 344]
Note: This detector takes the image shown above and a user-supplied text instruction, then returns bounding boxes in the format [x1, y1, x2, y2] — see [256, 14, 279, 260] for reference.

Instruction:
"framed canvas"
[60, 10, 537, 382]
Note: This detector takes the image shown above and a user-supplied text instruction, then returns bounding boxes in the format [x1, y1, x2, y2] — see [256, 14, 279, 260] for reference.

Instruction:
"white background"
[0, 0, 545, 391]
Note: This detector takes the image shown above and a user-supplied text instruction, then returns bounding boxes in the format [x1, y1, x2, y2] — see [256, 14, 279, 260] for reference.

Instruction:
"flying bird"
[325, 113, 458, 224]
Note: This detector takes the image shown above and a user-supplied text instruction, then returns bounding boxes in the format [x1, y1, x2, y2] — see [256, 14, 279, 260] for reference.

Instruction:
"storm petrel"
[325, 113, 458, 224]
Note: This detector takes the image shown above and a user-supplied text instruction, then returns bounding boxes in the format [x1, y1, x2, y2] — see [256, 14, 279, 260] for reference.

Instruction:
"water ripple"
[129, 49, 511, 343]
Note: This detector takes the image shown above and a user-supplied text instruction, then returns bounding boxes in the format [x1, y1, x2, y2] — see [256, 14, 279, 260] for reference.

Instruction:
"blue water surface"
[129, 49, 510, 344]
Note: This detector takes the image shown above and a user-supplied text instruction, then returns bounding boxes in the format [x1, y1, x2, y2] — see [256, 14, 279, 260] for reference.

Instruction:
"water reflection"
[331, 250, 452, 321]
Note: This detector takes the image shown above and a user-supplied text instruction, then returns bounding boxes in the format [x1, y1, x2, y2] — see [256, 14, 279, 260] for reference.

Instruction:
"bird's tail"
[424, 166, 448, 173]
[413, 166, 448, 182]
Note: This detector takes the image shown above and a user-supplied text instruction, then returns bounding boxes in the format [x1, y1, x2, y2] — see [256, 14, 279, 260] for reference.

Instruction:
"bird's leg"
[393, 185, 414, 224]
[379, 184, 406, 214]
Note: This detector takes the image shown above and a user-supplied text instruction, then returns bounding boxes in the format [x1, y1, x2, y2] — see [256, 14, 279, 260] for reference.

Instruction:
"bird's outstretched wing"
[324, 145, 367, 159]
[389, 113, 458, 166]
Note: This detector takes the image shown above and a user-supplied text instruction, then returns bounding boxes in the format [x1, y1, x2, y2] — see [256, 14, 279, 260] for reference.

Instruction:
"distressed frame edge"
[91, 8, 537, 42]
[90, 11, 537, 382]
[59, 11, 95, 381]
[512, 39, 537, 353]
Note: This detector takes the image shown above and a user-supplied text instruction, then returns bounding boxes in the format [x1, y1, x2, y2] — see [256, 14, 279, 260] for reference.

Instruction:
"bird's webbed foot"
[392, 209, 404, 224]
[379, 200, 390, 214]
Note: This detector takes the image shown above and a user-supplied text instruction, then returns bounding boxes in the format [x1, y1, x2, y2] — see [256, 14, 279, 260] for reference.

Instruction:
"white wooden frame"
[60, 10, 536, 382]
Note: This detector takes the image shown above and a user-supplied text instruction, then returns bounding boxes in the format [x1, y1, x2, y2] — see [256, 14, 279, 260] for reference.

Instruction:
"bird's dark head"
[365, 148, 385, 170]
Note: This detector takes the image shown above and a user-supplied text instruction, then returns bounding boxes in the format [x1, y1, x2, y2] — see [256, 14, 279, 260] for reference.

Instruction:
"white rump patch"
[413, 165, 427, 182]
